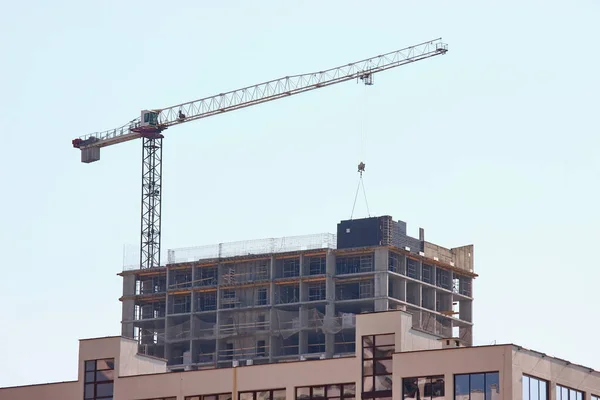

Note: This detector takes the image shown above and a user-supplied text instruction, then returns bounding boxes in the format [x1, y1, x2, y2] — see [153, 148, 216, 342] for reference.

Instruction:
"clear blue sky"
[1, 0, 599, 387]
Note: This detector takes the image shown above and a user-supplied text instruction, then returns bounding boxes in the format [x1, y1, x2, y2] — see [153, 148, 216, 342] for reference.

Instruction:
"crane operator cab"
[136, 110, 164, 138]
[140, 110, 159, 128]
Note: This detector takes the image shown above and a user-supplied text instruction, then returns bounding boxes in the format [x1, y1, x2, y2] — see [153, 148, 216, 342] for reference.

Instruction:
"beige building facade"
[1, 310, 598, 400]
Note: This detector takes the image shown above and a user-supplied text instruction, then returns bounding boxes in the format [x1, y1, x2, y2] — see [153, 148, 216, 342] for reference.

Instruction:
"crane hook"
[358, 161, 366, 177]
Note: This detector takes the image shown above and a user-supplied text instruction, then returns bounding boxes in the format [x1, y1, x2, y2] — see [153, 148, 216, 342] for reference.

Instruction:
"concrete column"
[299, 306, 308, 354]
[190, 265, 197, 312]
[374, 247, 389, 312]
[269, 256, 276, 305]
[325, 250, 336, 358]
[214, 310, 221, 365]
[121, 275, 136, 337]
[215, 268, 223, 364]
[299, 254, 304, 277]
[268, 256, 278, 362]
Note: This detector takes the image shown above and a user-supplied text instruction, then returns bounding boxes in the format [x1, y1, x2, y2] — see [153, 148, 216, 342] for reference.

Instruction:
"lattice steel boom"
[72, 38, 448, 269]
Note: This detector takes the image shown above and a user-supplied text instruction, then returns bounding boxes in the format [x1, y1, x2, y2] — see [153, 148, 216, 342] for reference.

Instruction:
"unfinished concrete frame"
[120, 237, 474, 371]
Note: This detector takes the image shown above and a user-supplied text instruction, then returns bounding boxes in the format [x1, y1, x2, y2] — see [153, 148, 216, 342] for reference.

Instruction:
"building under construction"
[119, 215, 475, 371]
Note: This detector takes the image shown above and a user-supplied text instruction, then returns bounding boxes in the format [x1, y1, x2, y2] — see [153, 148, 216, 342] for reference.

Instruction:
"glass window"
[84, 384, 94, 399]
[403, 376, 445, 400]
[96, 383, 113, 397]
[375, 334, 394, 346]
[297, 388, 311, 399]
[592, 396, 599, 400]
[146, 398, 176, 400]
[327, 385, 341, 397]
[273, 390, 286, 400]
[186, 394, 232, 400]
[362, 334, 394, 398]
[96, 370, 114, 382]
[454, 372, 499, 400]
[240, 389, 286, 400]
[523, 375, 548, 400]
[296, 384, 356, 400]
[556, 385, 584, 400]
[85, 372, 95, 383]
[96, 359, 114, 370]
[85, 360, 96, 371]
[83, 358, 114, 399]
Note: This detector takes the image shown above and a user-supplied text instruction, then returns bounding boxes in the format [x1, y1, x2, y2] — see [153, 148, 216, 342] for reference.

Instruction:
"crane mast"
[72, 38, 448, 269]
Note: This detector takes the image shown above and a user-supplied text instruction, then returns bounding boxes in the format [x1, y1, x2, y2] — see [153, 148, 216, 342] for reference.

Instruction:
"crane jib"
[71, 38, 448, 269]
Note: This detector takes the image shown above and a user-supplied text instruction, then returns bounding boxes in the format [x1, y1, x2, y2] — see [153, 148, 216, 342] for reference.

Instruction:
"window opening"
[454, 372, 499, 400]
[362, 334, 394, 399]
[84, 358, 115, 400]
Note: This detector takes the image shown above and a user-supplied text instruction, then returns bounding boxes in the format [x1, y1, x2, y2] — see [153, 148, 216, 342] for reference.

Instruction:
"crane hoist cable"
[72, 39, 448, 269]
[350, 73, 372, 220]
[351, 162, 370, 219]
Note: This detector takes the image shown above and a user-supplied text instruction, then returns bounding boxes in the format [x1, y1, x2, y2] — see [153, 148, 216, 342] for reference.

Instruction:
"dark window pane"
[312, 386, 325, 399]
[403, 378, 419, 400]
[85, 371, 95, 383]
[187, 397, 200, 400]
[240, 393, 254, 400]
[273, 390, 286, 400]
[431, 377, 445, 400]
[363, 360, 374, 375]
[375, 375, 393, 391]
[375, 359, 392, 375]
[374, 346, 394, 358]
[297, 387, 310, 400]
[485, 372, 500, 400]
[220, 395, 233, 400]
[362, 336, 374, 347]
[363, 347, 374, 359]
[84, 383, 94, 399]
[97, 359, 115, 370]
[363, 377, 374, 392]
[85, 360, 96, 372]
[96, 382, 114, 397]
[328, 385, 341, 397]
[96, 369, 114, 382]
[455, 374, 470, 400]
[205, 396, 217, 400]
[375, 334, 395, 347]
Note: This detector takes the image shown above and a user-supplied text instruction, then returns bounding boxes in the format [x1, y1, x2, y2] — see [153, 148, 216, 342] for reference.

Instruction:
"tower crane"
[72, 38, 448, 270]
